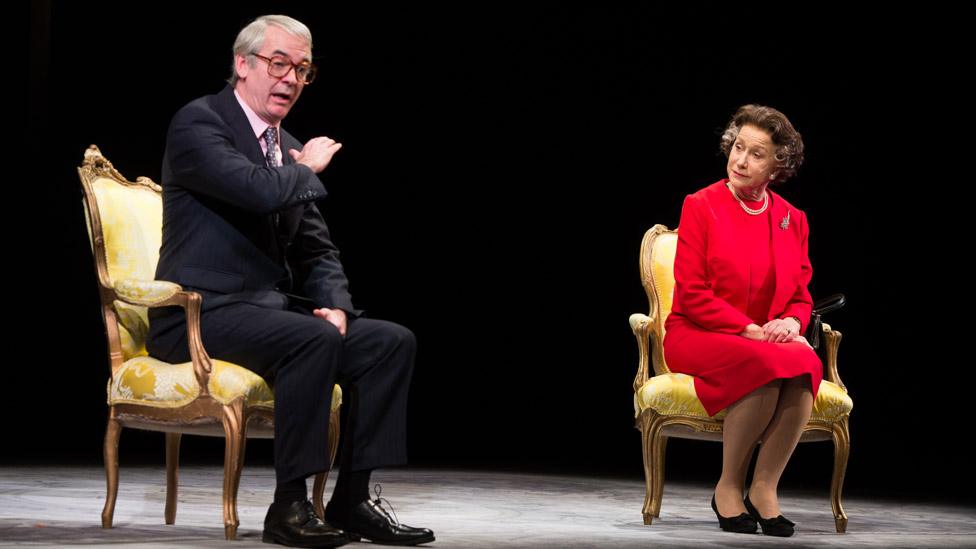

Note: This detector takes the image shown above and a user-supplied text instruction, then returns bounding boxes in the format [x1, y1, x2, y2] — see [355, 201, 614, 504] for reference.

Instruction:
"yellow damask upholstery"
[80, 146, 343, 540]
[109, 357, 343, 410]
[87, 171, 163, 360]
[112, 279, 181, 359]
[114, 299, 150, 359]
[87, 173, 161, 283]
[636, 373, 852, 422]
[631, 224, 853, 533]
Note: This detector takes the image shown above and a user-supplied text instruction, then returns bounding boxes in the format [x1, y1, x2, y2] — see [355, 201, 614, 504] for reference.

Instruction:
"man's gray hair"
[228, 15, 313, 86]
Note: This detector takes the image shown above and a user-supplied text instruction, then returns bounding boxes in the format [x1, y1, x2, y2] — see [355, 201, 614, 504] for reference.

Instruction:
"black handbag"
[807, 294, 846, 349]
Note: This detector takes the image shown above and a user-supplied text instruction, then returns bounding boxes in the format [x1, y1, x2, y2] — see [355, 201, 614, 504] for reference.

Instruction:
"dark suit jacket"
[149, 85, 358, 333]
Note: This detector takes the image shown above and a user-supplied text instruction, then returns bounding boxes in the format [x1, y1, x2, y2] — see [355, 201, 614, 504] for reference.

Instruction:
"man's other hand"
[312, 307, 347, 336]
[290, 136, 342, 173]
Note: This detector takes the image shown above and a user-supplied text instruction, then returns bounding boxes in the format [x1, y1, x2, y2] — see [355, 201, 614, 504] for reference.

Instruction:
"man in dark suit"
[147, 14, 433, 548]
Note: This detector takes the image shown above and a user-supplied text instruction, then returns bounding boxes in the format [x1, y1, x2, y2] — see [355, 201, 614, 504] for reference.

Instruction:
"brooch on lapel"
[780, 210, 791, 230]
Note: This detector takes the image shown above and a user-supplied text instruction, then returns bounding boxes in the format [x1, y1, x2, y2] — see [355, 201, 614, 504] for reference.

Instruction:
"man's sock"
[274, 476, 308, 504]
[330, 468, 372, 514]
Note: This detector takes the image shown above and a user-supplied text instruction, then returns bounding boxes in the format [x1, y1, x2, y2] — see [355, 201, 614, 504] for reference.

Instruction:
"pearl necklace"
[726, 181, 768, 215]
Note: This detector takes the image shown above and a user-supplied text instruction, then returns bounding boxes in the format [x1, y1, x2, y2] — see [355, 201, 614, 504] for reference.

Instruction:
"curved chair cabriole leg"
[221, 401, 246, 540]
[830, 417, 851, 533]
[640, 411, 663, 525]
[328, 408, 341, 473]
[313, 472, 330, 520]
[102, 413, 122, 529]
[314, 401, 342, 519]
[165, 432, 181, 525]
[652, 434, 668, 518]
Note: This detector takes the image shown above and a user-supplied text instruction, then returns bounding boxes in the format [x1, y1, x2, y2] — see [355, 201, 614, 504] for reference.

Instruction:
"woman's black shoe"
[710, 494, 757, 534]
[744, 495, 795, 537]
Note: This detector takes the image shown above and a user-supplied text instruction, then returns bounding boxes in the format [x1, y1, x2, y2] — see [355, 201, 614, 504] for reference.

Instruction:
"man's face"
[234, 25, 311, 125]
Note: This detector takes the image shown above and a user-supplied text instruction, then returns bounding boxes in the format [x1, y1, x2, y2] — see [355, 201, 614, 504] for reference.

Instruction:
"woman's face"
[727, 124, 779, 191]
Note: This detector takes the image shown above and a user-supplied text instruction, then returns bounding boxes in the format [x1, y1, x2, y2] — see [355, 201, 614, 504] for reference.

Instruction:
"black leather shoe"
[744, 495, 795, 537]
[711, 494, 757, 534]
[325, 498, 434, 546]
[263, 499, 350, 547]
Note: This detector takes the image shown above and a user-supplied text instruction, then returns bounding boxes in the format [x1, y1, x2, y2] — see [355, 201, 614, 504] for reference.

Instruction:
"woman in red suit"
[663, 105, 819, 537]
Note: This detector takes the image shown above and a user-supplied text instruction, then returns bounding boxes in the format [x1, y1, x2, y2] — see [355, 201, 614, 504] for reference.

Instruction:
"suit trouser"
[147, 301, 415, 483]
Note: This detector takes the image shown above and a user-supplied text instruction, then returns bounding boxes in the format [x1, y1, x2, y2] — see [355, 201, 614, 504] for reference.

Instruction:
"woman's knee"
[783, 373, 812, 390]
[782, 375, 814, 401]
[751, 379, 782, 402]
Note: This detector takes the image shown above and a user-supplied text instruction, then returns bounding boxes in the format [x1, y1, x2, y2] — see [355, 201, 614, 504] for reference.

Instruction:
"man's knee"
[313, 319, 345, 342]
[363, 320, 417, 367]
[388, 323, 416, 351]
[275, 319, 342, 366]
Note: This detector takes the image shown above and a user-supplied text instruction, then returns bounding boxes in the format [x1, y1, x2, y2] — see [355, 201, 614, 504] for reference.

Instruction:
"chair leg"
[640, 411, 665, 525]
[102, 412, 122, 529]
[313, 401, 342, 519]
[221, 400, 247, 541]
[165, 432, 181, 525]
[312, 472, 330, 520]
[830, 416, 851, 533]
[328, 407, 341, 473]
[651, 434, 668, 518]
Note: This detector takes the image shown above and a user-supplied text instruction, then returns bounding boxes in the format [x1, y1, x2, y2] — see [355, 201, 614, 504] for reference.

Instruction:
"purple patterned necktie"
[262, 126, 281, 229]
[262, 126, 279, 167]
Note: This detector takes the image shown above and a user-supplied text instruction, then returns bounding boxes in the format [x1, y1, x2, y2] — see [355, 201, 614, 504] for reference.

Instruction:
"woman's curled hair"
[720, 104, 805, 183]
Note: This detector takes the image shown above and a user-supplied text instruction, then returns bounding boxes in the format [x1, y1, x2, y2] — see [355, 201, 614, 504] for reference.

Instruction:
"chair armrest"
[807, 293, 846, 349]
[820, 322, 847, 392]
[113, 279, 181, 306]
[813, 294, 846, 316]
[109, 278, 215, 395]
[807, 293, 848, 391]
[630, 313, 652, 393]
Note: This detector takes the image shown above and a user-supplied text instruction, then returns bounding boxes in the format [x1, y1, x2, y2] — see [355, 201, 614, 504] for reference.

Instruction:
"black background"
[24, 2, 971, 505]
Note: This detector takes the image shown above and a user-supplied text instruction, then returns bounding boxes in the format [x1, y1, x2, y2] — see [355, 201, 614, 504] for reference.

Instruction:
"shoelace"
[372, 483, 400, 527]
[301, 500, 322, 526]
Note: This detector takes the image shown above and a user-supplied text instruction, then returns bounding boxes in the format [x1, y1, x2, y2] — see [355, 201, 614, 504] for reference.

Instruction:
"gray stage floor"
[0, 466, 973, 548]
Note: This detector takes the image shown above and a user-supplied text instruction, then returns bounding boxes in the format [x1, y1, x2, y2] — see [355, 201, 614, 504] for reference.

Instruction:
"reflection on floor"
[0, 466, 973, 548]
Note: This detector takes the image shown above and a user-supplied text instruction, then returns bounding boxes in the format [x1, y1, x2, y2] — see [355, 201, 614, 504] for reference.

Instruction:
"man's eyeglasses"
[252, 53, 317, 85]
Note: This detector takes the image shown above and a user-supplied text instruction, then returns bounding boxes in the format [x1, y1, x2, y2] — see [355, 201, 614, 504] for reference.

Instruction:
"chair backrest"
[638, 224, 677, 376]
[78, 145, 163, 363]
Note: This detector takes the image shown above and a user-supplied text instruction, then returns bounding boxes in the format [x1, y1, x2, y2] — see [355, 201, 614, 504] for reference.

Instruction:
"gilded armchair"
[78, 145, 342, 540]
[630, 224, 853, 533]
